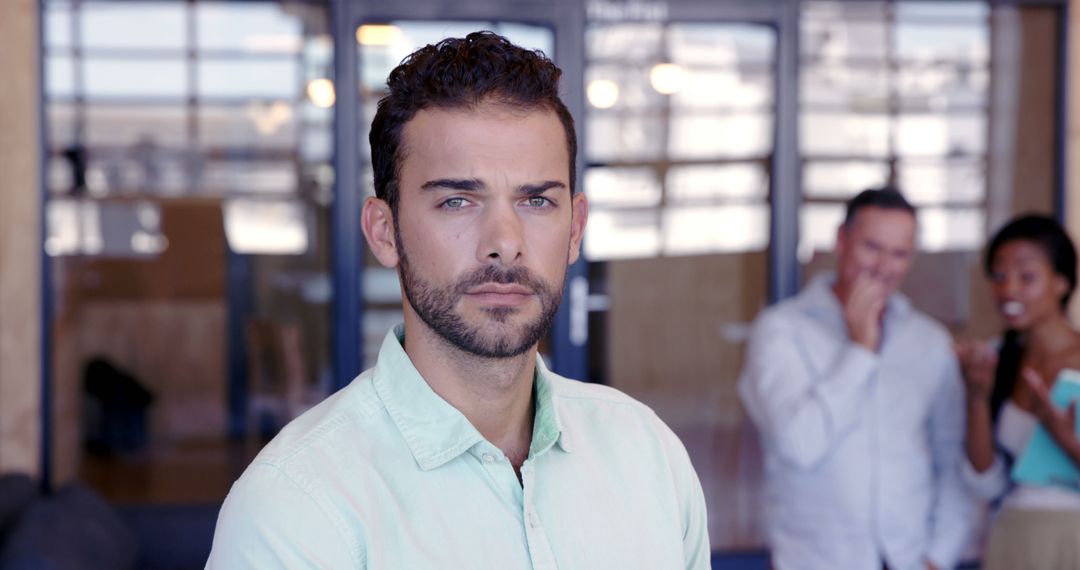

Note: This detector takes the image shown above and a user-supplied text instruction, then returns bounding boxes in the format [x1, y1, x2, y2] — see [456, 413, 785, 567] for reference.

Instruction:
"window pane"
[895, 113, 985, 156]
[799, 202, 845, 260]
[202, 160, 296, 194]
[803, 160, 889, 198]
[669, 113, 772, 159]
[196, 3, 303, 53]
[198, 60, 299, 99]
[45, 3, 72, 50]
[586, 114, 665, 162]
[898, 159, 985, 205]
[587, 23, 663, 62]
[669, 24, 774, 67]
[801, 64, 888, 109]
[894, 2, 989, 21]
[663, 204, 769, 255]
[81, 2, 186, 51]
[895, 64, 988, 111]
[585, 167, 661, 208]
[86, 105, 188, 147]
[895, 23, 988, 64]
[585, 209, 661, 260]
[199, 103, 296, 149]
[802, 12, 888, 63]
[671, 69, 772, 111]
[84, 59, 188, 99]
[801, 112, 890, 156]
[918, 207, 984, 251]
[46, 54, 75, 99]
[667, 164, 768, 203]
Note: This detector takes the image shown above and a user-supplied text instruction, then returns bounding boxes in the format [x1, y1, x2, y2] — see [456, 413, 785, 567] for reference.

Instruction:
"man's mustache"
[453, 265, 548, 296]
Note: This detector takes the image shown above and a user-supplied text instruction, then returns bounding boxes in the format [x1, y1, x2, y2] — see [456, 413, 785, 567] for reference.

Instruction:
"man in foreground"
[206, 31, 708, 569]
[737, 188, 977, 570]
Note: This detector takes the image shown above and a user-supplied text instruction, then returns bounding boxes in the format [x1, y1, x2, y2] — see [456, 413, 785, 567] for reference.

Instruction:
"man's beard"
[395, 231, 565, 359]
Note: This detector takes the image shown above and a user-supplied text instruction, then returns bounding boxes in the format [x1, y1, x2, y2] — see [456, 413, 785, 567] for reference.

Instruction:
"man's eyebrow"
[420, 178, 484, 191]
[518, 181, 567, 195]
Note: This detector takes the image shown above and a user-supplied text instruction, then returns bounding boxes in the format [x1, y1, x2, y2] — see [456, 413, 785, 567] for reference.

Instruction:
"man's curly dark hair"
[369, 31, 577, 216]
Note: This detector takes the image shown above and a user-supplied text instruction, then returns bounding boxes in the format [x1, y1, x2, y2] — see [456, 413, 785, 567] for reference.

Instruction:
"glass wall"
[584, 20, 777, 549]
[43, 0, 334, 504]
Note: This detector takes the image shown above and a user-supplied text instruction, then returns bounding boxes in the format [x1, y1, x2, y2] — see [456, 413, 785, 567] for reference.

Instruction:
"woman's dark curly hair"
[369, 31, 577, 217]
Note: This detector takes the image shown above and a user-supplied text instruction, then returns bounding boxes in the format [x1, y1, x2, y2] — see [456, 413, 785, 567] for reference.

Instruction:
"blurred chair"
[245, 320, 306, 437]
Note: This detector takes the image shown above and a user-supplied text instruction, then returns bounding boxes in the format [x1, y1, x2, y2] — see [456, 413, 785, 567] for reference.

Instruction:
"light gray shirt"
[738, 273, 977, 570]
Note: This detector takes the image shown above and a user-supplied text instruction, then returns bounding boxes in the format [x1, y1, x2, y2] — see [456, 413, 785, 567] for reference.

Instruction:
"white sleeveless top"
[997, 400, 1080, 510]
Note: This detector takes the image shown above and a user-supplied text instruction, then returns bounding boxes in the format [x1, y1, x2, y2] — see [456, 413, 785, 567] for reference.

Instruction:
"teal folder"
[1011, 369, 1080, 490]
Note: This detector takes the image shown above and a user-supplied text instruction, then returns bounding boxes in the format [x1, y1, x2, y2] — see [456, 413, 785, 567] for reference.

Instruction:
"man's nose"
[477, 200, 524, 265]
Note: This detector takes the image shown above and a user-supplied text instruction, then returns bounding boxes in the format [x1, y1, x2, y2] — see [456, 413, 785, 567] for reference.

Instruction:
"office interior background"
[0, 0, 1078, 567]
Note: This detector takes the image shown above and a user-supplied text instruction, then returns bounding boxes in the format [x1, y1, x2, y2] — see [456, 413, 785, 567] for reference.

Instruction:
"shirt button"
[482, 453, 496, 464]
[528, 512, 539, 528]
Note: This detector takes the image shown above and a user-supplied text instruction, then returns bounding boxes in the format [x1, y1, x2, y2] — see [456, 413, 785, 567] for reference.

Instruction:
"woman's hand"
[1023, 368, 1080, 460]
[955, 340, 997, 402]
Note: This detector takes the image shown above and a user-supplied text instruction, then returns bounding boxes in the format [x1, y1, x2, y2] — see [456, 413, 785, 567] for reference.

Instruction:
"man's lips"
[464, 283, 534, 305]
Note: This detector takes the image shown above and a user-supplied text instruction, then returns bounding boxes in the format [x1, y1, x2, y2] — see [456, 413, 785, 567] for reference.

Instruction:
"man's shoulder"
[547, 374, 678, 439]
[252, 368, 386, 468]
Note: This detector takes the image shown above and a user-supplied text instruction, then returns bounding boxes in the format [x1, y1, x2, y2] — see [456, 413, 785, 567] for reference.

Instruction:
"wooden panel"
[1068, 0, 1080, 324]
[1012, 8, 1058, 216]
[0, 0, 41, 476]
[75, 201, 227, 302]
[75, 301, 227, 441]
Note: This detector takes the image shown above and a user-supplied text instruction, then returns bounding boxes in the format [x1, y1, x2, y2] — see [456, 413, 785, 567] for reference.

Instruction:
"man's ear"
[567, 192, 589, 265]
[361, 197, 400, 268]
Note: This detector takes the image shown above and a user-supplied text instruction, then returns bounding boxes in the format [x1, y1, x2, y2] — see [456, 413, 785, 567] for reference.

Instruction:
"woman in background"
[956, 214, 1080, 569]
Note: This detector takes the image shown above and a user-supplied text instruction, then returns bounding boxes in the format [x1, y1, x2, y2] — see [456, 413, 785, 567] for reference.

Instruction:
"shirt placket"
[520, 459, 558, 570]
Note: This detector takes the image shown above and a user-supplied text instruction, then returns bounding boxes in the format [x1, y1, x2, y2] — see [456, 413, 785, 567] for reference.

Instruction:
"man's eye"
[525, 197, 551, 207]
[441, 197, 467, 209]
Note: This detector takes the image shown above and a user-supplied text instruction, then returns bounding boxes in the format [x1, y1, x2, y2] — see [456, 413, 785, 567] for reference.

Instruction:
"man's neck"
[401, 317, 537, 468]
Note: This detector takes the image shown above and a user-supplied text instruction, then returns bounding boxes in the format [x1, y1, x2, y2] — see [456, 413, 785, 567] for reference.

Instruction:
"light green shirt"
[206, 326, 709, 569]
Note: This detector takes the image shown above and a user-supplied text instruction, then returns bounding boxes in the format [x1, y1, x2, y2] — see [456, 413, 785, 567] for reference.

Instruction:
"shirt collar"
[372, 325, 570, 471]
[799, 271, 912, 321]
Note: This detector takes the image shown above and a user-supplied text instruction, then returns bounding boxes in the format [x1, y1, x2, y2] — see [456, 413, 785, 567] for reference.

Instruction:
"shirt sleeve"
[737, 310, 880, 470]
[960, 454, 1009, 501]
[925, 354, 982, 569]
[205, 462, 360, 569]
